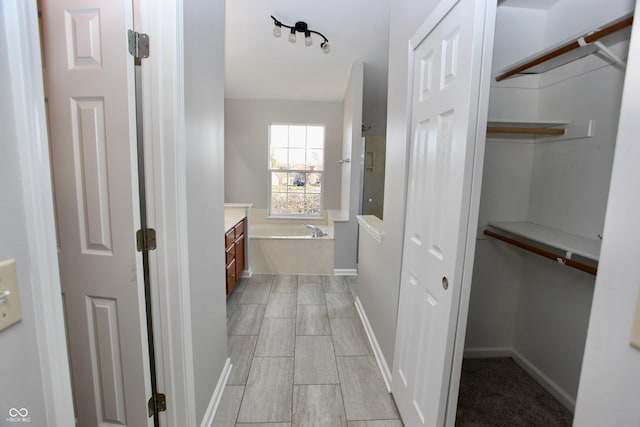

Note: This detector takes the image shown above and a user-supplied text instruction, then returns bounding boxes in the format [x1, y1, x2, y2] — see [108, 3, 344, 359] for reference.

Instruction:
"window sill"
[267, 215, 324, 220]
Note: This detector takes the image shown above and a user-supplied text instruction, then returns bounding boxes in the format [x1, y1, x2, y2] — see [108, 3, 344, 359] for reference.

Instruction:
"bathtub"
[249, 223, 334, 274]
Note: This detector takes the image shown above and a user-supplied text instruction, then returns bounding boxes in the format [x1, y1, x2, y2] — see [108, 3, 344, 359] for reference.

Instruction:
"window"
[269, 124, 324, 217]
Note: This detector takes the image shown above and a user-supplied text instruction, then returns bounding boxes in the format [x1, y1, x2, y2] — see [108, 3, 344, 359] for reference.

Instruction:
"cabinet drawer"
[225, 228, 235, 247]
[226, 242, 235, 265]
[234, 220, 245, 237]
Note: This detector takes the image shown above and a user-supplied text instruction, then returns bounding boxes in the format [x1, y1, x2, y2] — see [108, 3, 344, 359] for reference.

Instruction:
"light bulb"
[321, 42, 331, 54]
[273, 24, 282, 38]
[288, 29, 296, 43]
[305, 32, 313, 46]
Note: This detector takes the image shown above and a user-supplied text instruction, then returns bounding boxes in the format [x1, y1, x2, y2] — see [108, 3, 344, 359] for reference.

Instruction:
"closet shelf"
[495, 14, 633, 82]
[485, 222, 600, 275]
[486, 119, 593, 141]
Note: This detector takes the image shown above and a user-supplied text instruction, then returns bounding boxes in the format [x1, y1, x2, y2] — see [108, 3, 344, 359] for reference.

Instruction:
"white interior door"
[391, 0, 493, 425]
[41, 0, 152, 425]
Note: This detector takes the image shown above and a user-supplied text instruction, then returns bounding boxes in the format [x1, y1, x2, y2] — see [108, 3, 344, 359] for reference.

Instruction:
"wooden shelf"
[496, 14, 633, 82]
[487, 221, 601, 262]
[486, 119, 593, 141]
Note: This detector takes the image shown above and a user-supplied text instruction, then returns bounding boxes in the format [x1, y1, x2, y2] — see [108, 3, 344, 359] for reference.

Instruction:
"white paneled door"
[42, 0, 152, 425]
[391, 0, 493, 425]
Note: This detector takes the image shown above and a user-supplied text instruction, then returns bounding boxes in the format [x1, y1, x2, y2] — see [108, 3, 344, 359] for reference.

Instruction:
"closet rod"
[486, 126, 565, 135]
[495, 16, 634, 82]
[483, 229, 597, 275]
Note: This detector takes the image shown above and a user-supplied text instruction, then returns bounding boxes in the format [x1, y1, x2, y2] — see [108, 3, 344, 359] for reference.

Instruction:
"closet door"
[391, 0, 495, 425]
[42, 0, 153, 425]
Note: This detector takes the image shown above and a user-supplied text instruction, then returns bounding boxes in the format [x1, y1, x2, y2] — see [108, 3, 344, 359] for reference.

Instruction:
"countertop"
[224, 203, 252, 232]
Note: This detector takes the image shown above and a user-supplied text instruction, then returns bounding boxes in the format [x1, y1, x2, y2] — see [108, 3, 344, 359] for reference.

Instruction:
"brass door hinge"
[136, 228, 156, 252]
[148, 393, 166, 417]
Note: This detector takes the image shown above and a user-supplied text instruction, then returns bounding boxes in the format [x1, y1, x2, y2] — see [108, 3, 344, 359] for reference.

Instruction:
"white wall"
[574, 2, 640, 421]
[0, 1, 73, 424]
[334, 62, 363, 270]
[0, 16, 47, 425]
[224, 99, 343, 210]
[183, 0, 228, 423]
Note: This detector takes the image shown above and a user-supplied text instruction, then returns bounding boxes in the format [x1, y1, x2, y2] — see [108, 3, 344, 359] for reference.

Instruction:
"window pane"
[307, 126, 324, 148]
[306, 148, 323, 171]
[288, 194, 305, 214]
[307, 173, 321, 193]
[305, 194, 321, 215]
[271, 125, 289, 147]
[271, 192, 288, 215]
[271, 172, 288, 193]
[289, 126, 306, 148]
[271, 147, 288, 169]
[289, 172, 306, 193]
[288, 148, 305, 169]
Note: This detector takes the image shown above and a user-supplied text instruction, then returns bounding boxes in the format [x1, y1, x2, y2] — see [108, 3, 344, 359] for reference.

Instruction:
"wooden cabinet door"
[235, 233, 245, 280]
[226, 259, 236, 295]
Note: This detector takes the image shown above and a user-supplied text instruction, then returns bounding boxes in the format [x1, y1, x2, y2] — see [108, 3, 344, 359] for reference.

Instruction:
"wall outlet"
[0, 259, 22, 332]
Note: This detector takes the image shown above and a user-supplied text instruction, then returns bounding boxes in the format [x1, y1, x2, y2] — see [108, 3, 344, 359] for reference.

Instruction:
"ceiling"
[224, 0, 391, 110]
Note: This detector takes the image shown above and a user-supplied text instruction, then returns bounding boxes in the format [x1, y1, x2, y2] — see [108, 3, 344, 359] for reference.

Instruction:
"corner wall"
[574, 2, 640, 421]
[0, 1, 72, 424]
[183, 0, 228, 423]
[0, 10, 47, 424]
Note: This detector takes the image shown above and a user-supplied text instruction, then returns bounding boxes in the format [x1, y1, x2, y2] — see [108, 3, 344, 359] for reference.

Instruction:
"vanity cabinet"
[225, 217, 246, 296]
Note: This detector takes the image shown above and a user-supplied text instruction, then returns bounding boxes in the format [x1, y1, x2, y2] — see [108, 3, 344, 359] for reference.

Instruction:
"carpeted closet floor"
[455, 357, 573, 426]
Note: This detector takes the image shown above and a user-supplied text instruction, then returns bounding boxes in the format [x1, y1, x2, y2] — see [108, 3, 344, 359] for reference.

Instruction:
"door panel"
[391, 1, 492, 425]
[41, 0, 152, 425]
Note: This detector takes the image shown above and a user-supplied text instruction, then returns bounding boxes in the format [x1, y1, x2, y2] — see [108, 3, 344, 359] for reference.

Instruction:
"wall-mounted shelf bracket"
[583, 39, 627, 68]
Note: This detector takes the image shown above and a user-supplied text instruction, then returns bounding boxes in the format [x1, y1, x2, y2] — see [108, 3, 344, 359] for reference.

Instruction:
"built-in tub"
[249, 223, 334, 274]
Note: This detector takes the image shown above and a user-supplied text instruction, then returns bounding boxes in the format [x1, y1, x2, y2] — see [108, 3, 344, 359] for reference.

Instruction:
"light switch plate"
[631, 289, 640, 350]
[0, 259, 22, 332]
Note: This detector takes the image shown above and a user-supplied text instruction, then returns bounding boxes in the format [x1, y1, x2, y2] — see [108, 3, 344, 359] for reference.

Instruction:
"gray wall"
[184, 0, 228, 423]
[225, 99, 343, 210]
[355, 0, 440, 371]
[0, 3, 48, 423]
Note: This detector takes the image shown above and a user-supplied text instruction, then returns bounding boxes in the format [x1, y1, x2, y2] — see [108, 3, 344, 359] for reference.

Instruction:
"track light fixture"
[271, 15, 331, 54]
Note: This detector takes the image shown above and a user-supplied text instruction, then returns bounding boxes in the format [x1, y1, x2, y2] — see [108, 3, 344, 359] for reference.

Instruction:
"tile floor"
[215, 274, 404, 427]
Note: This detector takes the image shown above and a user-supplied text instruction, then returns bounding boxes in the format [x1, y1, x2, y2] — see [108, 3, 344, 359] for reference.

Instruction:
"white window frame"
[268, 123, 325, 219]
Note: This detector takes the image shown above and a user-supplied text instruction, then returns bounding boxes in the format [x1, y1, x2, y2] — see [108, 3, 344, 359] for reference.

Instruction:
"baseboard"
[200, 358, 232, 427]
[240, 267, 253, 279]
[511, 349, 576, 412]
[463, 346, 513, 359]
[354, 297, 392, 392]
[334, 268, 358, 276]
